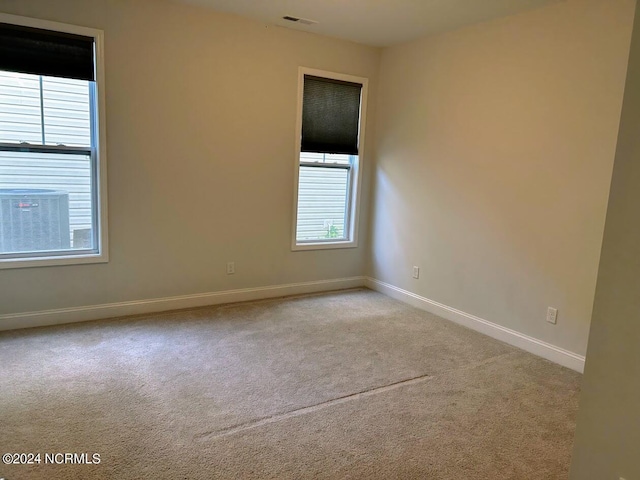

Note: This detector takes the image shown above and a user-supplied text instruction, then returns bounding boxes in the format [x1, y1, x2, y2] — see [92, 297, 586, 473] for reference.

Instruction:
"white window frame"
[0, 13, 108, 270]
[291, 67, 368, 251]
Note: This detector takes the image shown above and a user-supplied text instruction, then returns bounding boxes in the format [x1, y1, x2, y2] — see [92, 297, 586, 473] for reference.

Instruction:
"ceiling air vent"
[282, 16, 318, 26]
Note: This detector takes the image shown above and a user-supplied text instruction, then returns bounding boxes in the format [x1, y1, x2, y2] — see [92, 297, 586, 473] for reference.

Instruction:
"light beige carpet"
[0, 289, 580, 479]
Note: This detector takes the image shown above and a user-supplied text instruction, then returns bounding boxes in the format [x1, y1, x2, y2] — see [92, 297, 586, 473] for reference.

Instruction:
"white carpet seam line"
[196, 373, 435, 442]
[447, 351, 520, 373]
[197, 352, 518, 442]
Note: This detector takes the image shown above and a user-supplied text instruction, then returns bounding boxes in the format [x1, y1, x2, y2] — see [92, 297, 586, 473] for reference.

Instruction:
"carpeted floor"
[0, 288, 580, 479]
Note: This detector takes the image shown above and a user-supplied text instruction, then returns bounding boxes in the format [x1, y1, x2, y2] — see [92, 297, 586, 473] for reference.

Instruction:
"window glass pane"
[0, 71, 42, 144]
[296, 165, 349, 241]
[42, 76, 91, 146]
[0, 71, 91, 147]
[0, 151, 94, 254]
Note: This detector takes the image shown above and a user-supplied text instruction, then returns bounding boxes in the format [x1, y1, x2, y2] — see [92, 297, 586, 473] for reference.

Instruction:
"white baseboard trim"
[0, 276, 366, 332]
[365, 277, 585, 373]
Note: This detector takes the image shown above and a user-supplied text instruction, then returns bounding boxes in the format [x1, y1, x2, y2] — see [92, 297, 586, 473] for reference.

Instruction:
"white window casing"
[291, 67, 368, 251]
[0, 13, 108, 269]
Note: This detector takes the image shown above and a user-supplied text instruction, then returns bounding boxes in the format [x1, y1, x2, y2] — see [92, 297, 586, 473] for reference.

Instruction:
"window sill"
[292, 240, 358, 251]
[0, 251, 108, 270]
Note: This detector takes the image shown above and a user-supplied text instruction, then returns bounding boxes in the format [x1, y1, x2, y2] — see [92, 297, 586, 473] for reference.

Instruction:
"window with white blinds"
[0, 14, 107, 269]
[292, 69, 368, 250]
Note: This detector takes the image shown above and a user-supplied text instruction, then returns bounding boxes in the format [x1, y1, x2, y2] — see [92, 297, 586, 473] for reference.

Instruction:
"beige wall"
[0, 0, 635, 378]
[570, 3, 640, 478]
[0, 0, 380, 315]
[369, 0, 635, 356]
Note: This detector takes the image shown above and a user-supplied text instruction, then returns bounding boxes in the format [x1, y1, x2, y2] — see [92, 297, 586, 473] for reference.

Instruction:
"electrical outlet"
[546, 307, 558, 324]
[226, 262, 235, 275]
[412, 266, 420, 279]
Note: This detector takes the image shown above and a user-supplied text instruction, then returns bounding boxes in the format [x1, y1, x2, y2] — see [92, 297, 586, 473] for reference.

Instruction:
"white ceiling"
[176, 0, 560, 47]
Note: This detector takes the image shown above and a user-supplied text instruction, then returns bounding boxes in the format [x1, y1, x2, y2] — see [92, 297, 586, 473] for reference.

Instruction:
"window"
[0, 14, 107, 269]
[292, 68, 368, 250]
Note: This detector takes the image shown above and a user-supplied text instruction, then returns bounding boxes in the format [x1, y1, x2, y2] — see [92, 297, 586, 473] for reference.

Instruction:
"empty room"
[1, 0, 639, 478]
